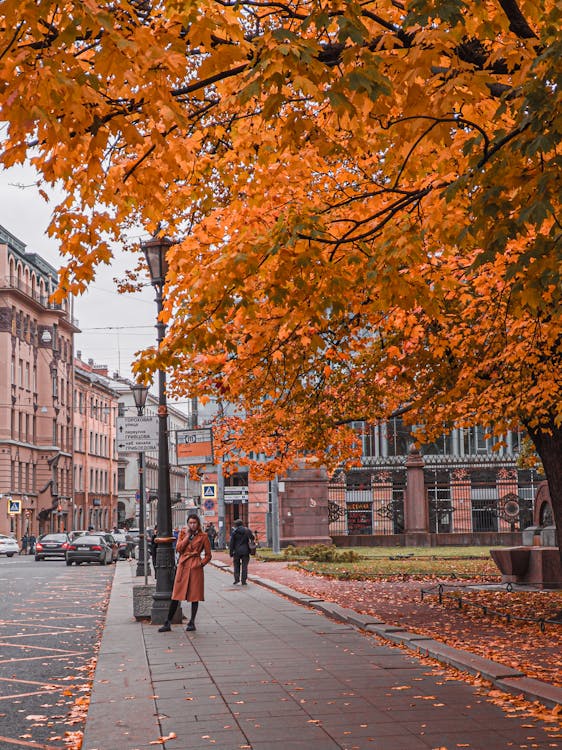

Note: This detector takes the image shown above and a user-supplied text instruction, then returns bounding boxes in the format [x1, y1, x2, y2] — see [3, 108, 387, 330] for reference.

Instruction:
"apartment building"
[0, 225, 78, 538]
[73, 356, 119, 530]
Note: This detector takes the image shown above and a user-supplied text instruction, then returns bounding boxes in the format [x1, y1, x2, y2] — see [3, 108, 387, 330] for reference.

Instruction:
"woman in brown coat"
[158, 514, 212, 632]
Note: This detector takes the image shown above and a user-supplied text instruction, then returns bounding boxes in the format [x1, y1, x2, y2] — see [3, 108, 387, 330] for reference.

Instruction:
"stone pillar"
[279, 466, 332, 547]
[404, 445, 429, 534]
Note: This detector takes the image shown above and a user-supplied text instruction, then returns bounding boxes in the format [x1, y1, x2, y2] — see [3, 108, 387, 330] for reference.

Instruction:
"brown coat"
[171, 528, 212, 602]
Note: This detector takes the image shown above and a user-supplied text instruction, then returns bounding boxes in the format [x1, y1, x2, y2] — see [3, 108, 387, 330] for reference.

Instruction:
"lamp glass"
[131, 383, 149, 411]
[141, 236, 172, 284]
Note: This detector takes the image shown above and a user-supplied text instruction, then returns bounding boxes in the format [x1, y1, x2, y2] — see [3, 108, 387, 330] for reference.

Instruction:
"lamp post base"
[150, 543, 176, 625]
[135, 559, 152, 577]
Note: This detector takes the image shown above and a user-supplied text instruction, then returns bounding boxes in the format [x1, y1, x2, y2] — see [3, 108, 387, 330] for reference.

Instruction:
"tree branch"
[497, 0, 538, 39]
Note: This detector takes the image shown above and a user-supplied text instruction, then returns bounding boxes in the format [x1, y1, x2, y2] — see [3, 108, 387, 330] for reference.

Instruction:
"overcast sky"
[0, 163, 188, 410]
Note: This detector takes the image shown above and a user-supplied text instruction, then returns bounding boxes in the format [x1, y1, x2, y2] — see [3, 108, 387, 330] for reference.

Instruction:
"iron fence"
[330, 466, 540, 536]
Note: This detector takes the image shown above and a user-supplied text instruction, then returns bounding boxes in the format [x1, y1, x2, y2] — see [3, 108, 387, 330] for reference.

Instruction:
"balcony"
[1, 276, 68, 314]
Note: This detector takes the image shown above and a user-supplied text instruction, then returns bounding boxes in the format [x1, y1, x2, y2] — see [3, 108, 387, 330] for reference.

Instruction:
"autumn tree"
[1, 1, 561, 553]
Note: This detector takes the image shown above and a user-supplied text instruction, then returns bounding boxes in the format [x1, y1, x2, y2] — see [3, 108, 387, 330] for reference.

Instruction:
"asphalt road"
[0, 555, 115, 750]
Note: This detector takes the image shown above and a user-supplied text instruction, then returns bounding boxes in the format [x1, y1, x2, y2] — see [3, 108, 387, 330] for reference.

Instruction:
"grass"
[256, 545, 503, 579]
[290, 557, 501, 580]
[257, 545, 497, 561]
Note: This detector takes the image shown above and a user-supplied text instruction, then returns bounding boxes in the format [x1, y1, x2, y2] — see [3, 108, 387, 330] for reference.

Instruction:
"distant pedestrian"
[158, 514, 212, 633]
[20, 533, 28, 555]
[229, 519, 255, 586]
[205, 522, 217, 550]
[28, 534, 36, 555]
[253, 530, 261, 549]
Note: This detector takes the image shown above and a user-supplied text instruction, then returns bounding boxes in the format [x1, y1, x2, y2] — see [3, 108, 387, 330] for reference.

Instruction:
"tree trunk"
[526, 420, 562, 568]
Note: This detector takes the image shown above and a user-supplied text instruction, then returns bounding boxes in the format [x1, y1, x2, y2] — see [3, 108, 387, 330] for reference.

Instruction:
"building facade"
[73, 356, 120, 530]
[328, 419, 543, 541]
[0, 225, 78, 538]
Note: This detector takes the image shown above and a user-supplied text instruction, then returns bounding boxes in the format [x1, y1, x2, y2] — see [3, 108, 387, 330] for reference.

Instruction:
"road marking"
[0, 689, 59, 700]
[0, 651, 86, 664]
[0, 736, 63, 750]
[0, 676, 65, 688]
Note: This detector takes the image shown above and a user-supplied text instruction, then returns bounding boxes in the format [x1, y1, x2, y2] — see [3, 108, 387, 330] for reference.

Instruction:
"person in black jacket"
[229, 519, 254, 585]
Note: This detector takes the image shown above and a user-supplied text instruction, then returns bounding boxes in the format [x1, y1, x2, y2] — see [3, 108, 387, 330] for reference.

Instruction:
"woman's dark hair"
[187, 513, 202, 531]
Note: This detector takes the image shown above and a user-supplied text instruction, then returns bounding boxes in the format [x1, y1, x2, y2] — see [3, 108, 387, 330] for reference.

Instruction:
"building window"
[117, 467, 126, 491]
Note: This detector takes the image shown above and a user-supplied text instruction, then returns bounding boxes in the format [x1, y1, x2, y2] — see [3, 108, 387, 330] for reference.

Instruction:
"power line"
[79, 325, 154, 331]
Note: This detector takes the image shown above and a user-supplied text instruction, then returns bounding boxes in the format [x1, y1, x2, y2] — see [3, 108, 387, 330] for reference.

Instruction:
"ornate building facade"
[0, 225, 78, 538]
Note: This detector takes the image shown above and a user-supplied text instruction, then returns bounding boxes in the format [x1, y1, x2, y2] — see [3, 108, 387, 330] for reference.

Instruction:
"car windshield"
[41, 534, 68, 542]
[74, 536, 106, 545]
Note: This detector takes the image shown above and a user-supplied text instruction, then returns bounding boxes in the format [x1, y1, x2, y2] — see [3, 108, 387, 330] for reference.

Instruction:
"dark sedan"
[65, 535, 114, 566]
[34, 533, 70, 561]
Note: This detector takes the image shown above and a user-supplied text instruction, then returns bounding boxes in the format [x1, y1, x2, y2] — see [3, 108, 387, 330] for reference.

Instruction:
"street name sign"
[117, 415, 159, 452]
[224, 486, 249, 504]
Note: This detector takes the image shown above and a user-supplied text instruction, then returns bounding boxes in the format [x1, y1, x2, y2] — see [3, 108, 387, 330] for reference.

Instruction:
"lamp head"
[131, 383, 149, 411]
[141, 235, 174, 286]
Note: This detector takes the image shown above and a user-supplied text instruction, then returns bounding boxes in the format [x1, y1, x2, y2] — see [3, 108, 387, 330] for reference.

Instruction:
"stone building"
[329, 418, 544, 545]
[0, 225, 78, 538]
[72, 356, 120, 530]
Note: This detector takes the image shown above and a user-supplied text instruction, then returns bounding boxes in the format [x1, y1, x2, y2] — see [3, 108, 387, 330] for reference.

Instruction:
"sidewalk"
[82, 561, 562, 750]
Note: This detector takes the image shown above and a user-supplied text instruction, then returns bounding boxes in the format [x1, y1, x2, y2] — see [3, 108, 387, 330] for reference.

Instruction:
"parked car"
[0, 535, 19, 557]
[69, 530, 89, 541]
[66, 535, 114, 566]
[94, 533, 119, 562]
[34, 533, 71, 561]
[112, 530, 134, 559]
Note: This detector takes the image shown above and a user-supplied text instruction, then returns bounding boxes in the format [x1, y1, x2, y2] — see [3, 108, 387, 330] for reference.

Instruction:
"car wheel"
[34, 556, 41, 561]
[7, 553, 14, 558]
[66, 559, 72, 566]
[100, 557, 106, 566]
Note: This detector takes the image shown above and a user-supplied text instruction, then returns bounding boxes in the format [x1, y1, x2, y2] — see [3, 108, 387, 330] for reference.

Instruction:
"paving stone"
[84, 563, 561, 750]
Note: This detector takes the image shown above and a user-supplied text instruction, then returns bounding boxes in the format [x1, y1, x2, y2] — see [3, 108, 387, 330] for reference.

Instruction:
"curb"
[211, 560, 562, 709]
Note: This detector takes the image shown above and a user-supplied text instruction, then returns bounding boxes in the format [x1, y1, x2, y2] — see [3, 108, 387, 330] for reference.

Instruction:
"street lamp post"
[141, 235, 176, 625]
[131, 383, 150, 581]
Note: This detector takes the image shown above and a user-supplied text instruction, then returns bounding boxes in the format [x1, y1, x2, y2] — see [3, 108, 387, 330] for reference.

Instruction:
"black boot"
[158, 620, 171, 632]
[185, 621, 196, 631]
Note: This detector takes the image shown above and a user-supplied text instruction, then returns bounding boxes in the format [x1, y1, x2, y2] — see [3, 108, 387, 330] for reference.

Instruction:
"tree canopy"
[1, 1, 561, 494]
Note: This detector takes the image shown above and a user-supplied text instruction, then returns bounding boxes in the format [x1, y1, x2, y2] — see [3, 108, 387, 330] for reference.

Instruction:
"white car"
[0, 535, 20, 557]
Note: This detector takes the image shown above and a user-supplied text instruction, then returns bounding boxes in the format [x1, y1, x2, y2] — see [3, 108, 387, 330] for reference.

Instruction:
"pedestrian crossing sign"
[202, 483, 217, 500]
[7, 498, 21, 515]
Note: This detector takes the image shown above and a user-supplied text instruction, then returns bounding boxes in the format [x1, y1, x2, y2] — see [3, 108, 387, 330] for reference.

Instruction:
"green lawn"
[256, 545, 502, 579]
[290, 557, 501, 579]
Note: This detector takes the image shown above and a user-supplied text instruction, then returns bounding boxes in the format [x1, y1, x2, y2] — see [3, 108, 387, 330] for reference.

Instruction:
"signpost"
[224, 486, 249, 504]
[176, 428, 214, 465]
[116, 415, 159, 452]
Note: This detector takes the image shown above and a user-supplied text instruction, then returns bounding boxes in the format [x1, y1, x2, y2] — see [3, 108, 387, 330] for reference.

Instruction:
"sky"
[0, 162, 185, 407]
